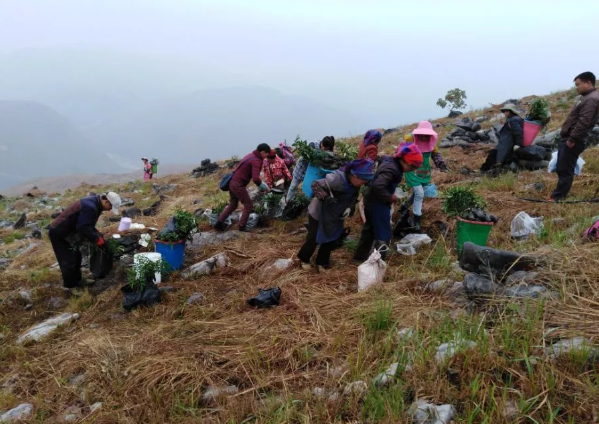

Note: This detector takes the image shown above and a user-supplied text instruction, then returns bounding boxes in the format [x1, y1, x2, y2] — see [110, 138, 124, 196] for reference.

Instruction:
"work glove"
[96, 237, 105, 247]
[259, 182, 270, 192]
[342, 208, 351, 219]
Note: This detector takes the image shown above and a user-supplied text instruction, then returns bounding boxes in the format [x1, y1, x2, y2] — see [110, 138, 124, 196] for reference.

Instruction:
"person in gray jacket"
[551, 71, 599, 200]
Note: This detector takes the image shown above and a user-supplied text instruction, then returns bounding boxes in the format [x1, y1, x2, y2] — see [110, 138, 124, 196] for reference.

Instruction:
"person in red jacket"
[358, 129, 383, 161]
[263, 150, 293, 188]
[215, 143, 272, 231]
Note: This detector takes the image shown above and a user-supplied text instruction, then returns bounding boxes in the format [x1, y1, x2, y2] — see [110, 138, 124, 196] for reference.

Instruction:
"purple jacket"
[232, 151, 264, 187]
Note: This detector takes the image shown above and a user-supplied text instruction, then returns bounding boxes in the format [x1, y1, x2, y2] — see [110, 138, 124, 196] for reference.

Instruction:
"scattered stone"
[409, 399, 455, 424]
[373, 362, 399, 387]
[501, 400, 518, 420]
[17, 289, 32, 303]
[186, 292, 205, 305]
[475, 115, 487, 123]
[89, 323, 101, 329]
[120, 197, 135, 207]
[202, 385, 239, 404]
[447, 110, 462, 118]
[47, 297, 67, 309]
[17, 313, 80, 344]
[182, 253, 228, 277]
[191, 159, 220, 178]
[271, 258, 294, 271]
[435, 340, 477, 364]
[13, 213, 26, 229]
[122, 207, 142, 219]
[487, 129, 499, 144]
[504, 284, 549, 299]
[0, 403, 34, 422]
[153, 183, 176, 195]
[343, 380, 368, 396]
[504, 271, 539, 285]
[424, 279, 453, 293]
[0, 258, 12, 270]
[63, 406, 82, 422]
[464, 273, 495, 299]
[188, 231, 243, 250]
[0, 220, 13, 229]
[544, 337, 599, 360]
[397, 327, 414, 340]
[89, 402, 103, 413]
[69, 373, 86, 387]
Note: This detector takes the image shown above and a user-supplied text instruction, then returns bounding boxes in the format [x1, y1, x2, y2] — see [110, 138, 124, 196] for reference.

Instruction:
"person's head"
[256, 143, 272, 159]
[411, 121, 438, 153]
[500, 103, 520, 119]
[274, 147, 284, 159]
[363, 129, 382, 146]
[319, 136, 335, 152]
[393, 143, 424, 172]
[342, 158, 375, 188]
[267, 149, 277, 162]
[141, 157, 148, 163]
[574, 72, 596, 95]
[100, 192, 122, 215]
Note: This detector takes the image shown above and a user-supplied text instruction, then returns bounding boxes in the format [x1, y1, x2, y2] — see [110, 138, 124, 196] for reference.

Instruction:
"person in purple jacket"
[214, 143, 272, 231]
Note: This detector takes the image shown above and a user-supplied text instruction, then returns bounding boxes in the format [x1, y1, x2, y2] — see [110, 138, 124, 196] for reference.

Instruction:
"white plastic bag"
[396, 234, 432, 256]
[548, 151, 585, 175]
[511, 211, 544, 239]
[358, 246, 388, 292]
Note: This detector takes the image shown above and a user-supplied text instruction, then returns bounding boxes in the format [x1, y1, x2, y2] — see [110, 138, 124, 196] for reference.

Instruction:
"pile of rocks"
[439, 117, 498, 148]
[191, 159, 220, 178]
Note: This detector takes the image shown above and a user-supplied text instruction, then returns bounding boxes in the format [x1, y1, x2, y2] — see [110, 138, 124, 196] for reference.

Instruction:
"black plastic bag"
[393, 205, 417, 238]
[281, 202, 307, 221]
[89, 247, 113, 279]
[158, 217, 177, 238]
[332, 227, 351, 251]
[121, 282, 162, 311]
[247, 287, 281, 308]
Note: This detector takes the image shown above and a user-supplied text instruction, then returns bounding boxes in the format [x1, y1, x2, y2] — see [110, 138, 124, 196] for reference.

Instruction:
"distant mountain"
[86, 86, 366, 163]
[0, 100, 126, 191]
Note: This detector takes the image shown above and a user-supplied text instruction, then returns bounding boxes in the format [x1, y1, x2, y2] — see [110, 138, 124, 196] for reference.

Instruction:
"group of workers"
[47, 71, 598, 288]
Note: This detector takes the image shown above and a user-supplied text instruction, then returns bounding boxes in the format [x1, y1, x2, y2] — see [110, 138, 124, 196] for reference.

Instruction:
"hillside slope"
[2, 88, 599, 423]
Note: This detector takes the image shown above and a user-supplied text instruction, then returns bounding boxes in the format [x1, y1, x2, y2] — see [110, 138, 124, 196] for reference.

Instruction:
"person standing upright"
[142, 157, 153, 180]
[551, 72, 599, 200]
[214, 143, 271, 231]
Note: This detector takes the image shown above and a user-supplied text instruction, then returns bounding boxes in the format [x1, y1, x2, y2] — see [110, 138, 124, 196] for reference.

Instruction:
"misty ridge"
[0, 48, 367, 190]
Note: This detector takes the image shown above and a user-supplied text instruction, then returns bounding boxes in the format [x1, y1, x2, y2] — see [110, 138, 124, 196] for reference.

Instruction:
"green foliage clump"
[210, 201, 229, 216]
[292, 135, 348, 170]
[127, 256, 171, 291]
[156, 209, 197, 243]
[526, 98, 551, 125]
[442, 186, 486, 217]
[336, 141, 359, 162]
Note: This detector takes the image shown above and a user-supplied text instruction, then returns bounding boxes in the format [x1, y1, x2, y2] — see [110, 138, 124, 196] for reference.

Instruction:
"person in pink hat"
[404, 121, 449, 231]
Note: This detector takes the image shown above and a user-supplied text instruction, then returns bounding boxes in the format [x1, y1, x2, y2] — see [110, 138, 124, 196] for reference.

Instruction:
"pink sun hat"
[412, 121, 438, 153]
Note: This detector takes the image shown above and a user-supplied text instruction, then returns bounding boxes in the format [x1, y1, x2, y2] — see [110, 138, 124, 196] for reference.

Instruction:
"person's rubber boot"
[300, 261, 312, 271]
[413, 214, 422, 232]
[317, 265, 330, 274]
[213, 221, 225, 232]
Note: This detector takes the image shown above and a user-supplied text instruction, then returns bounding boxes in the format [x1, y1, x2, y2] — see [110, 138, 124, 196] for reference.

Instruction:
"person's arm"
[509, 117, 524, 147]
[262, 159, 273, 187]
[76, 205, 100, 243]
[570, 97, 599, 144]
[432, 146, 449, 171]
[251, 158, 264, 186]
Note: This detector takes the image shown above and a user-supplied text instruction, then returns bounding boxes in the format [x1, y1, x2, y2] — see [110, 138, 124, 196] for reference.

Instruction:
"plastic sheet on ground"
[548, 151, 584, 175]
[511, 211, 544, 239]
[396, 234, 432, 256]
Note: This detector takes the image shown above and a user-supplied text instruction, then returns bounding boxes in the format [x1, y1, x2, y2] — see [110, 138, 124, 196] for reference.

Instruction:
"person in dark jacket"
[551, 72, 599, 200]
[354, 143, 424, 261]
[49, 192, 121, 290]
[298, 158, 374, 272]
[480, 103, 524, 171]
[215, 143, 271, 231]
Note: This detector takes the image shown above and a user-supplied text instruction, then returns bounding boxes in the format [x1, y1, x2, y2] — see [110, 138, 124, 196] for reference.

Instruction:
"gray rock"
[475, 115, 487, 123]
[123, 207, 142, 218]
[397, 327, 414, 340]
[0, 258, 12, 270]
[0, 220, 13, 229]
[439, 139, 458, 148]
[13, 213, 26, 229]
[17, 289, 32, 303]
[464, 273, 495, 299]
[501, 400, 518, 420]
[471, 123, 482, 132]
[447, 110, 462, 118]
[525, 182, 545, 192]
[487, 129, 499, 144]
[152, 183, 177, 195]
[17, 313, 80, 344]
[202, 385, 238, 403]
[425, 279, 453, 293]
[48, 297, 67, 309]
[120, 197, 135, 206]
[504, 284, 548, 299]
[188, 232, 243, 250]
[312, 387, 339, 401]
[182, 253, 228, 277]
[69, 373, 86, 387]
[435, 340, 477, 364]
[271, 258, 294, 271]
[450, 128, 468, 137]
[0, 403, 34, 422]
[409, 399, 455, 424]
[186, 292, 205, 305]
[373, 362, 399, 387]
[343, 380, 368, 396]
[89, 402, 103, 413]
[475, 130, 490, 142]
[63, 406, 82, 422]
[544, 337, 599, 360]
[504, 271, 539, 285]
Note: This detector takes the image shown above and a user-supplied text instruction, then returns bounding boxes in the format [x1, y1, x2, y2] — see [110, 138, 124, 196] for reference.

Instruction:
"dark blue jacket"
[49, 195, 102, 242]
[364, 156, 403, 205]
[497, 115, 524, 164]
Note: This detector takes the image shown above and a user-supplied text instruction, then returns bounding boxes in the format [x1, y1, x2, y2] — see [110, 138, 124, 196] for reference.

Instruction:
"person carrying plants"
[551, 71, 599, 201]
[277, 142, 296, 171]
[480, 104, 524, 172]
[48, 192, 122, 294]
[142, 157, 153, 180]
[298, 158, 375, 272]
[357, 129, 383, 161]
[286, 136, 335, 203]
[263, 149, 293, 189]
[353, 143, 423, 262]
[404, 121, 448, 231]
[214, 143, 271, 232]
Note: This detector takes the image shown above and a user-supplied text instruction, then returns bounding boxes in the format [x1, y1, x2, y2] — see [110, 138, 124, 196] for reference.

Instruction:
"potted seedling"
[154, 209, 197, 270]
[523, 98, 551, 146]
[442, 185, 497, 253]
[122, 255, 170, 310]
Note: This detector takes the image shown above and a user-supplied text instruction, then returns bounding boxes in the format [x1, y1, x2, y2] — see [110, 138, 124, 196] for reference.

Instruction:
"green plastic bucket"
[457, 218, 493, 253]
[152, 164, 158, 174]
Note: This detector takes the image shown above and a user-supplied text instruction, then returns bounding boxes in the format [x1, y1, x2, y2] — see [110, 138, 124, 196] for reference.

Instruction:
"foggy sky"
[1, 0, 598, 129]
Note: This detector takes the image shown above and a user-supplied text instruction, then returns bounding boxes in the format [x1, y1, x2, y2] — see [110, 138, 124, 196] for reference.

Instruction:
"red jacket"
[358, 142, 378, 161]
[232, 151, 264, 187]
[262, 155, 292, 188]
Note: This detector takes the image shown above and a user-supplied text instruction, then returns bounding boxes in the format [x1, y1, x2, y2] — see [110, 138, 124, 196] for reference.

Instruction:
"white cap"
[105, 192, 121, 215]
[141, 157, 148, 161]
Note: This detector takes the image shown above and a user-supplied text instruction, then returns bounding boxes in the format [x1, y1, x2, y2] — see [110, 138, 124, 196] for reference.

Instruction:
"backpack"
[279, 144, 296, 167]
[583, 218, 599, 241]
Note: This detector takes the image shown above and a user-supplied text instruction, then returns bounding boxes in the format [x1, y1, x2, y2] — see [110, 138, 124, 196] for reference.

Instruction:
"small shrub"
[363, 301, 394, 333]
[442, 186, 486, 217]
